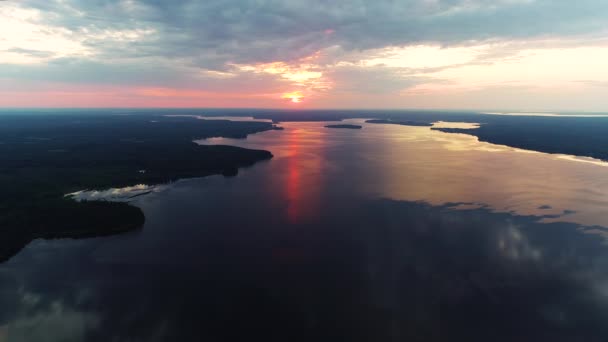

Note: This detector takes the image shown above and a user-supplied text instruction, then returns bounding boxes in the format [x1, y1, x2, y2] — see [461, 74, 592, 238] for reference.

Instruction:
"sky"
[1, 0, 608, 110]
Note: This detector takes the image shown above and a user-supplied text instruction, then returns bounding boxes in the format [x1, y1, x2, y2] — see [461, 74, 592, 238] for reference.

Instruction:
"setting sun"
[282, 91, 304, 104]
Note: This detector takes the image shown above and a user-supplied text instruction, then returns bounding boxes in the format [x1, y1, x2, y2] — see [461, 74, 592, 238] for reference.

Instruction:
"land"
[0, 113, 276, 262]
[432, 116, 608, 161]
[4, 109, 608, 262]
[325, 124, 362, 129]
[365, 119, 433, 127]
[227, 108, 608, 161]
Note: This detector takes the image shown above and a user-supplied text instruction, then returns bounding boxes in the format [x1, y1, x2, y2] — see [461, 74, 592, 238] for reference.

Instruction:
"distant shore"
[325, 124, 362, 129]
[365, 119, 433, 127]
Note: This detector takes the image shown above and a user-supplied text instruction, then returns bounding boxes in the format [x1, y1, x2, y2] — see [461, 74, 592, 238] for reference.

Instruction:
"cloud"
[2, 0, 608, 108]
[12, 0, 608, 67]
[6, 48, 56, 59]
[327, 65, 429, 94]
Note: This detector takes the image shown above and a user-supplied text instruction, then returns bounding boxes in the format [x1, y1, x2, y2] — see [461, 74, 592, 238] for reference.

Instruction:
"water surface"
[2, 119, 608, 341]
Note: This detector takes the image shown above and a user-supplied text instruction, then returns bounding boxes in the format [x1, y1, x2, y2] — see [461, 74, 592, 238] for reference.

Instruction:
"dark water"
[2, 120, 608, 341]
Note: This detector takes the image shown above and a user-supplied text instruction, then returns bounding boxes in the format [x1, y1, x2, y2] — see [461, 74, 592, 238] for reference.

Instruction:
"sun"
[282, 91, 304, 104]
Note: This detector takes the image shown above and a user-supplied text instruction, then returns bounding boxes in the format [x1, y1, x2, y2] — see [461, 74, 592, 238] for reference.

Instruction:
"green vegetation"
[0, 113, 276, 262]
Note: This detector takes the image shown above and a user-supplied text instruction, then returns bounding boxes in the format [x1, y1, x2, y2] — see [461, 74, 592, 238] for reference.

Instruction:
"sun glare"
[282, 91, 304, 104]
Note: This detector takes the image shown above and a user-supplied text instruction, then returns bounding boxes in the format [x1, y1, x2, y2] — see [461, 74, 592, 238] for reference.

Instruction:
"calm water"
[2, 120, 608, 341]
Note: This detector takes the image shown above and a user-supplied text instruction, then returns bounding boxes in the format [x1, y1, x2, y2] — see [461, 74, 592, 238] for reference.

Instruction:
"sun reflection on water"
[196, 119, 608, 231]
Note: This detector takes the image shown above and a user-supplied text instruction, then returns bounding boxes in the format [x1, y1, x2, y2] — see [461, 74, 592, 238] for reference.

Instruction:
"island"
[0, 113, 276, 262]
[325, 124, 362, 129]
[365, 119, 433, 127]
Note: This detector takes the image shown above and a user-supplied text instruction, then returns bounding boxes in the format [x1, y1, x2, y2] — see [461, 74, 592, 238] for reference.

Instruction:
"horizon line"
[1, 107, 608, 114]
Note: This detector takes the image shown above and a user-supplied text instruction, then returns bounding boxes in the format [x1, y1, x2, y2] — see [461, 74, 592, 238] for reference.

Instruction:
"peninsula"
[432, 115, 608, 161]
[0, 113, 276, 262]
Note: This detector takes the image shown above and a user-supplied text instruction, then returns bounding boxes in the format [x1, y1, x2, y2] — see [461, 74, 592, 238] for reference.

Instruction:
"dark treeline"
[365, 119, 433, 127]
[432, 115, 608, 161]
[325, 124, 363, 129]
[0, 113, 276, 262]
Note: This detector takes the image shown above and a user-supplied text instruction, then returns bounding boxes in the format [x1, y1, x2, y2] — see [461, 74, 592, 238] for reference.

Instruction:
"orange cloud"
[231, 51, 333, 103]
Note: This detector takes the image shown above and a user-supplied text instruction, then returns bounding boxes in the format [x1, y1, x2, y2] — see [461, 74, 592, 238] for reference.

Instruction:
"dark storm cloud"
[18, 0, 608, 68]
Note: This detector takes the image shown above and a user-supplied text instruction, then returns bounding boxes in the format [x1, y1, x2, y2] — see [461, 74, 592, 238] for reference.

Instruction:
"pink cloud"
[0, 85, 296, 108]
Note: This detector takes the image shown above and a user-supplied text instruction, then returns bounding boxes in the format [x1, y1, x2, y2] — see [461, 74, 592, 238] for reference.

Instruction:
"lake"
[2, 119, 608, 341]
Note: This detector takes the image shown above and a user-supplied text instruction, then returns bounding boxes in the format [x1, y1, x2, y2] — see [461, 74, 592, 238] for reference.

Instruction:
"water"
[2, 120, 608, 341]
